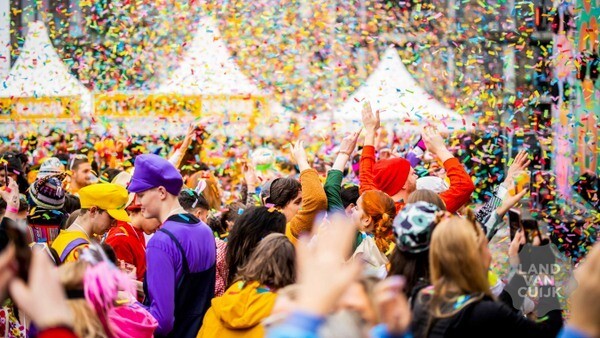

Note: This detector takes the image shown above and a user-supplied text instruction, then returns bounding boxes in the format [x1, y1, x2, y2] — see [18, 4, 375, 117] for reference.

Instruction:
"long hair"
[388, 246, 430, 299]
[59, 261, 107, 338]
[234, 234, 296, 289]
[360, 190, 396, 253]
[428, 210, 491, 319]
[407, 189, 446, 211]
[226, 207, 287, 286]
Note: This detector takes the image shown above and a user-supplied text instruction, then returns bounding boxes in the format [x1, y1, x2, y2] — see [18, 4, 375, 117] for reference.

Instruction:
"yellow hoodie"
[197, 281, 277, 338]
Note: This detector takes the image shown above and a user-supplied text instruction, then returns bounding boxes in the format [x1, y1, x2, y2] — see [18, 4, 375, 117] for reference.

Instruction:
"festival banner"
[0, 96, 81, 120]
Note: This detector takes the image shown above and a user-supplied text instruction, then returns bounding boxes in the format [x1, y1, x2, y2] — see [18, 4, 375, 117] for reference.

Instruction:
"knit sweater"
[285, 169, 328, 244]
[359, 145, 475, 213]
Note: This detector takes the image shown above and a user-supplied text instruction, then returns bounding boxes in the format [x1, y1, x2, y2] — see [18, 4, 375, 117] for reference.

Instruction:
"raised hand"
[291, 140, 310, 172]
[242, 162, 259, 189]
[339, 130, 361, 156]
[361, 101, 380, 133]
[505, 150, 531, 186]
[422, 127, 453, 162]
[296, 214, 362, 315]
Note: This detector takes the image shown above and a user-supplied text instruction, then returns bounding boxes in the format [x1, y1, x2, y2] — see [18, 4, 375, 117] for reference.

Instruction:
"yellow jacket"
[197, 281, 277, 338]
[50, 230, 90, 263]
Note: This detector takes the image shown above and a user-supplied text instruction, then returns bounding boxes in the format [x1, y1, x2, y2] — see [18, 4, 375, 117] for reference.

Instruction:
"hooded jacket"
[197, 281, 277, 338]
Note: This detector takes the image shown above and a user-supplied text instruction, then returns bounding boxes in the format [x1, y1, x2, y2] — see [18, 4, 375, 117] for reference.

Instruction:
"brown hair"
[234, 233, 296, 290]
[428, 209, 491, 319]
[59, 261, 107, 338]
[407, 189, 447, 211]
[186, 171, 222, 210]
[360, 190, 396, 253]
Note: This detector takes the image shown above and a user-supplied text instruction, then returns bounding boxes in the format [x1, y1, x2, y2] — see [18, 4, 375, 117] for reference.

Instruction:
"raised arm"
[359, 102, 380, 194]
[423, 128, 475, 213]
[325, 131, 360, 212]
[286, 141, 328, 242]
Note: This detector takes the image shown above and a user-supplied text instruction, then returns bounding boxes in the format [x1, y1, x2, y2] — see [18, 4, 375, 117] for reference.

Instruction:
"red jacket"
[360, 145, 475, 213]
[105, 221, 147, 281]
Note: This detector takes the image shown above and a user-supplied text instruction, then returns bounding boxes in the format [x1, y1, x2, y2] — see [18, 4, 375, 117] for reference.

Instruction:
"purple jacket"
[144, 215, 216, 335]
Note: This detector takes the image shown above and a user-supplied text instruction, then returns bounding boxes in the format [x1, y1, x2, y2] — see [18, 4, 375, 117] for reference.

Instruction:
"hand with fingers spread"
[291, 140, 310, 172]
[373, 276, 412, 335]
[9, 250, 74, 330]
[505, 150, 531, 185]
[296, 214, 362, 316]
[422, 127, 453, 162]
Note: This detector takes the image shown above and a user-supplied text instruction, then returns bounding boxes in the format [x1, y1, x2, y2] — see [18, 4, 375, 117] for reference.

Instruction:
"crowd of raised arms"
[0, 102, 597, 338]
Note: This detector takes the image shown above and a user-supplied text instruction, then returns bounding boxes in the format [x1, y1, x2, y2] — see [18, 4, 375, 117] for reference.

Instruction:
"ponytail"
[360, 191, 397, 255]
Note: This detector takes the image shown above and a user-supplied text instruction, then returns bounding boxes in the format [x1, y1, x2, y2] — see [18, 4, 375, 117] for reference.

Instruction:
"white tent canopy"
[334, 46, 468, 132]
[158, 16, 260, 96]
[0, 21, 91, 113]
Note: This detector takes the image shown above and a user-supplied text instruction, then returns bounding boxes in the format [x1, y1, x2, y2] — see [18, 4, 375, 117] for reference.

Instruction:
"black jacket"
[411, 290, 563, 338]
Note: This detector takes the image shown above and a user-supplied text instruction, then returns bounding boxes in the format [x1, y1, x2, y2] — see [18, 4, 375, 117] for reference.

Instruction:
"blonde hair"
[428, 209, 491, 319]
[59, 262, 107, 338]
[407, 189, 446, 211]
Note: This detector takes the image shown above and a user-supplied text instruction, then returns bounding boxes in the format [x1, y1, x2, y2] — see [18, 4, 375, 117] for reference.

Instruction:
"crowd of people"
[0, 101, 597, 338]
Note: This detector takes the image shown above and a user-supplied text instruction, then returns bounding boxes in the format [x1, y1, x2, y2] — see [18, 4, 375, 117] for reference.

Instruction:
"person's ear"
[362, 215, 373, 226]
[89, 206, 98, 216]
[157, 187, 167, 200]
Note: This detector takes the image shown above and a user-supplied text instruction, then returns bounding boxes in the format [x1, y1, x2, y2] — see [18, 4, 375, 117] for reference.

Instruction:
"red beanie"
[373, 158, 411, 197]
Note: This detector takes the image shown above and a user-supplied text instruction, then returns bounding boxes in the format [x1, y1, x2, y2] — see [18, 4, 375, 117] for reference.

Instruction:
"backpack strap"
[60, 238, 90, 263]
[159, 228, 190, 274]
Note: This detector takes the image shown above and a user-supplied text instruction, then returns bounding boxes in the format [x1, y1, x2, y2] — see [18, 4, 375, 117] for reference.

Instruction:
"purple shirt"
[144, 216, 216, 335]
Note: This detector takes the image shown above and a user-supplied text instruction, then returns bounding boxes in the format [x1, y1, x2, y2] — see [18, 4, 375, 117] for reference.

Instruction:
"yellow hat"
[78, 183, 130, 222]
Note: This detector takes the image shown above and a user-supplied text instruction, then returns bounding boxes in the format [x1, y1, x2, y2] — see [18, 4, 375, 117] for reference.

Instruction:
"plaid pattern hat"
[28, 174, 67, 210]
[393, 201, 441, 254]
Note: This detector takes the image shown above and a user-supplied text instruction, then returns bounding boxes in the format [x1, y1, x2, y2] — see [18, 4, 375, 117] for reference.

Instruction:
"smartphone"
[508, 209, 522, 241]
